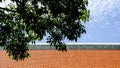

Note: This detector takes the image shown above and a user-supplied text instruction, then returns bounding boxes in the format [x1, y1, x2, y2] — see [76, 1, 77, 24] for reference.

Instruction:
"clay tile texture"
[0, 50, 120, 68]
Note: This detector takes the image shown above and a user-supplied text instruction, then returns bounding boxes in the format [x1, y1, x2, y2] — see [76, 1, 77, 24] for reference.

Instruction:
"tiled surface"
[0, 50, 120, 68]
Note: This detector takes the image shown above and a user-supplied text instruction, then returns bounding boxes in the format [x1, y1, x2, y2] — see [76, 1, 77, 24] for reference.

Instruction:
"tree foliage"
[0, 0, 89, 61]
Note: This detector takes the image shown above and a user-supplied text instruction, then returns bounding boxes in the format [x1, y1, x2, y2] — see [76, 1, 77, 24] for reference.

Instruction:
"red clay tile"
[0, 50, 120, 68]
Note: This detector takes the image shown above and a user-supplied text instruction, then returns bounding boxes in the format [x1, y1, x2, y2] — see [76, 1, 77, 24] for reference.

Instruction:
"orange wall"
[0, 50, 120, 68]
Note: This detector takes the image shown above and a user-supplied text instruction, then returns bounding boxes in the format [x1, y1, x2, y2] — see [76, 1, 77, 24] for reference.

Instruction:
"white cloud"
[0, 0, 11, 7]
[78, 0, 120, 43]
[89, 0, 120, 16]
[88, 0, 120, 26]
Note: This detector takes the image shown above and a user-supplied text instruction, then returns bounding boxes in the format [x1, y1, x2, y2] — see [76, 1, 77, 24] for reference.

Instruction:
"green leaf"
[0, 0, 90, 61]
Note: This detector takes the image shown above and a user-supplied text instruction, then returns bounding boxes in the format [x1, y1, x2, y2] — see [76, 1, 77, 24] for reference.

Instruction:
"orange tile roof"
[0, 50, 120, 68]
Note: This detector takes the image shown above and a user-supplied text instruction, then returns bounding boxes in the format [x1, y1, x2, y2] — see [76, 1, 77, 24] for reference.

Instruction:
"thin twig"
[0, 7, 16, 12]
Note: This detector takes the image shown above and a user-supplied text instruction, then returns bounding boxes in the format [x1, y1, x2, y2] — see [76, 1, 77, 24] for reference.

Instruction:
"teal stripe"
[1, 44, 120, 50]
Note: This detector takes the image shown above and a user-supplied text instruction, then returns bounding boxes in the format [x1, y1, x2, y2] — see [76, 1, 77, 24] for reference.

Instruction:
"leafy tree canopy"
[0, 0, 89, 61]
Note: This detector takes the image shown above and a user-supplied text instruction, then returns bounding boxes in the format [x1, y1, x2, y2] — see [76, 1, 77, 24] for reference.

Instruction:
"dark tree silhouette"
[0, 0, 89, 61]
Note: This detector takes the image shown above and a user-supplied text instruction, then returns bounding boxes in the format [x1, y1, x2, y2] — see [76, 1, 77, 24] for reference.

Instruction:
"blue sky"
[1, 0, 120, 43]
[77, 0, 120, 43]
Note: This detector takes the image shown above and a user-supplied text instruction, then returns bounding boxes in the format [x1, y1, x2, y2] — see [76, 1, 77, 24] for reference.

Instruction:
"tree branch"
[0, 7, 16, 12]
